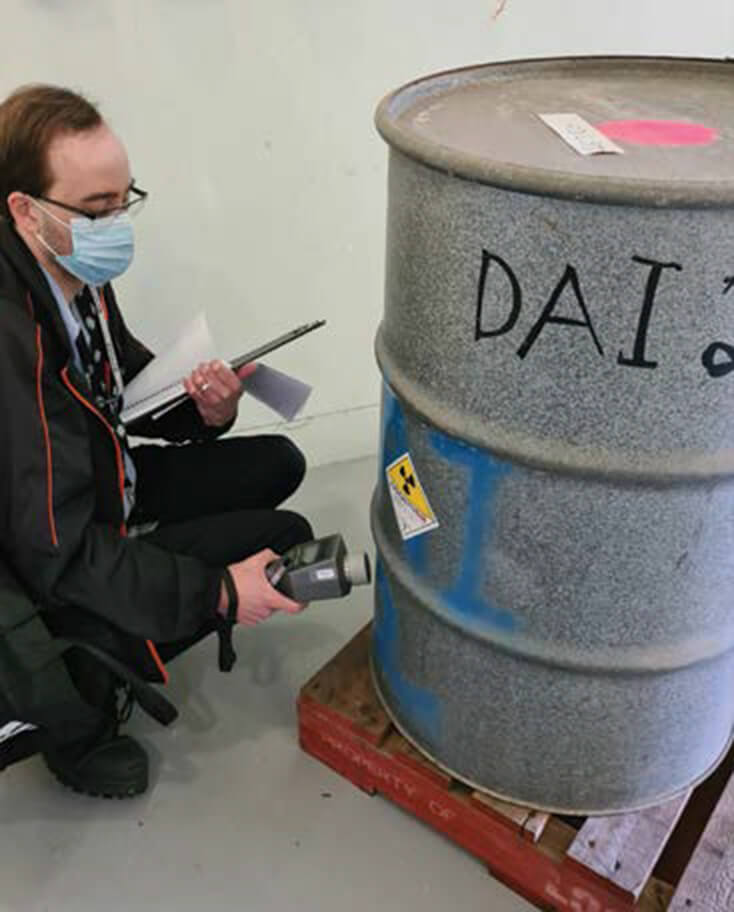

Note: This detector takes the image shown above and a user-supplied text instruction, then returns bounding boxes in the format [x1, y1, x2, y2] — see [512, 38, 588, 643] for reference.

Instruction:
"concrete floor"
[0, 456, 532, 912]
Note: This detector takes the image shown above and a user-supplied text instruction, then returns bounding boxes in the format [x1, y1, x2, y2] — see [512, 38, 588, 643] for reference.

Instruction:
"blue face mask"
[34, 201, 135, 286]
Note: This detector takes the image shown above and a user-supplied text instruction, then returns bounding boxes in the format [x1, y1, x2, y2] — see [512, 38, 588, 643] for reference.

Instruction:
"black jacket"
[0, 220, 227, 683]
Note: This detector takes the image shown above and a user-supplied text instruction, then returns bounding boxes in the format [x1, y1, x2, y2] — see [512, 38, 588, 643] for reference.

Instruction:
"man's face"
[33, 124, 133, 259]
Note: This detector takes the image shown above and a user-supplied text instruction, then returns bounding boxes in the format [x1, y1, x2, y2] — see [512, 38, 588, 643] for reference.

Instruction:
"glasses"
[35, 183, 148, 221]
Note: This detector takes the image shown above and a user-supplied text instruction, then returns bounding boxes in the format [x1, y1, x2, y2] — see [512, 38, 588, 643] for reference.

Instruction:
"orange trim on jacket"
[34, 324, 59, 548]
[145, 641, 170, 684]
[99, 286, 110, 322]
[60, 366, 127, 536]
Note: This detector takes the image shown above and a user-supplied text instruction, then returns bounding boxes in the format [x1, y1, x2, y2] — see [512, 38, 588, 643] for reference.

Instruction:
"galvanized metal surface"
[375, 56, 734, 207]
[371, 56, 734, 814]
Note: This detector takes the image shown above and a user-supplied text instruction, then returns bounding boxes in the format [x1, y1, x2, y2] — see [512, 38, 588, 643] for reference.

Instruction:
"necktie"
[73, 289, 114, 412]
[72, 287, 135, 512]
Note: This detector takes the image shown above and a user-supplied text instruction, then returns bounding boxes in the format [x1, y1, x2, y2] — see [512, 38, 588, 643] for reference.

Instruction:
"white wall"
[2, 0, 732, 465]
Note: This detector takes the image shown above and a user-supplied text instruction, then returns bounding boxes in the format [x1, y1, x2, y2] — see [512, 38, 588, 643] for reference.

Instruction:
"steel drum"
[371, 56, 734, 813]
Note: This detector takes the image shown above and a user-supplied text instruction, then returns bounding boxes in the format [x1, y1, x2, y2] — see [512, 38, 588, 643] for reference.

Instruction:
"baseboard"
[231, 402, 380, 468]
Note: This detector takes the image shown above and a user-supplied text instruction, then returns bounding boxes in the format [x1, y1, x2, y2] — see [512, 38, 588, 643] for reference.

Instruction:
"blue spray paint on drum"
[429, 430, 516, 632]
[373, 562, 440, 743]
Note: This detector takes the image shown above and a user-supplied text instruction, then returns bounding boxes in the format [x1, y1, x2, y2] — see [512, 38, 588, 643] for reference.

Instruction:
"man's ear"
[7, 192, 39, 232]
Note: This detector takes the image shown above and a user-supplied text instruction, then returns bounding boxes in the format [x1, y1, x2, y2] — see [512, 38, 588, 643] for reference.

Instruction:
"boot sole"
[52, 773, 147, 799]
[47, 762, 148, 799]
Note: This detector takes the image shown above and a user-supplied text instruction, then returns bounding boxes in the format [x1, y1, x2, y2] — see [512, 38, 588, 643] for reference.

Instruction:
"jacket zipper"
[61, 367, 127, 536]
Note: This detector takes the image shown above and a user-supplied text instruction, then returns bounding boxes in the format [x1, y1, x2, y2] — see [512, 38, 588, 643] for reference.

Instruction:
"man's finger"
[199, 370, 230, 400]
[242, 613, 267, 627]
[213, 361, 243, 394]
[237, 362, 258, 382]
[192, 364, 228, 399]
[267, 586, 306, 614]
[192, 370, 208, 391]
[241, 604, 272, 623]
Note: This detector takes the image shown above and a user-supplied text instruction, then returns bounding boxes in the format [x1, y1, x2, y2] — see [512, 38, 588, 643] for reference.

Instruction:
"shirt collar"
[39, 265, 82, 330]
[39, 265, 87, 372]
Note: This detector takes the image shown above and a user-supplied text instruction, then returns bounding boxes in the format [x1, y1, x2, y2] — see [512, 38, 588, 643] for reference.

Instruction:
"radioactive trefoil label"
[385, 452, 439, 540]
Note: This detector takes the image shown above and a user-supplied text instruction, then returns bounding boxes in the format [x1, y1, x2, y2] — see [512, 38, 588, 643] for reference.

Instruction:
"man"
[0, 85, 314, 798]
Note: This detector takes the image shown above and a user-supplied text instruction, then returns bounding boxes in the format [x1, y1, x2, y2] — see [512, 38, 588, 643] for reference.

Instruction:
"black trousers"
[131, 434, 314, 661]
[60, 434, 313, 715]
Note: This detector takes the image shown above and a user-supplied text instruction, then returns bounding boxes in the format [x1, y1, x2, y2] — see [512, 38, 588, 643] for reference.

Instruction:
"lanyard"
[88, 286, 125, 407]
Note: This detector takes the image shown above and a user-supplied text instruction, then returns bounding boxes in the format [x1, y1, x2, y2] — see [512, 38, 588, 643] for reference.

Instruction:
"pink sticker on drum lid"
[597, 120, 719, 147]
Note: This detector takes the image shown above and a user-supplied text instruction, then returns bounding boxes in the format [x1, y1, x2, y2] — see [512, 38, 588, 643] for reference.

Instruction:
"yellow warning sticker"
[386, 453, 439, 540]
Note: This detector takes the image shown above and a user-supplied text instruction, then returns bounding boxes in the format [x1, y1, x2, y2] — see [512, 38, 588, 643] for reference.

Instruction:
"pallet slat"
[471, 791, 550, 843]
[668, 770, 734, 912]
[301, 626, 391, 745]
[567, 792, 692, 900]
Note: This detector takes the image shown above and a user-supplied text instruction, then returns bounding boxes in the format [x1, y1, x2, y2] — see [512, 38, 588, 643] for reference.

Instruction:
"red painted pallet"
[298, 623, 734, 912]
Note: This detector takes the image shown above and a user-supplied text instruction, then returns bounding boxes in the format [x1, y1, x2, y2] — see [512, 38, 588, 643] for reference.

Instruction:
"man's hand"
[218, 549, 306, 626]
[184, 360, 258, 427]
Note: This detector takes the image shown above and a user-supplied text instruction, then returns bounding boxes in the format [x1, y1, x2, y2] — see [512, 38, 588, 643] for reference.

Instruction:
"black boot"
[43, 687, 149, 799]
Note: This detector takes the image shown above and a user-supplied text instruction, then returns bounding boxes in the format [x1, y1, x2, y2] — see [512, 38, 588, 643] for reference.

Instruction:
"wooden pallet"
[298, 623, 734, 912]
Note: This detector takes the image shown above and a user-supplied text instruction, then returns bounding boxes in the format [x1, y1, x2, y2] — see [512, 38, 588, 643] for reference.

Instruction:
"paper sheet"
[121, 313, 312, 425]
[121, 312, 218, 424]
[242, 364, 312, 421]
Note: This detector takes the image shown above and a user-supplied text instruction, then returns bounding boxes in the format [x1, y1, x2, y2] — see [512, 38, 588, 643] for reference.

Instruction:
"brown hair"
[0, 84, 102, 220]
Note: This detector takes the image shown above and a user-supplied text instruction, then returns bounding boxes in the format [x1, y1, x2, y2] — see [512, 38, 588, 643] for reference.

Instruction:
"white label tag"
[538, 113, 624, 156]
[315, 568, 336, 581]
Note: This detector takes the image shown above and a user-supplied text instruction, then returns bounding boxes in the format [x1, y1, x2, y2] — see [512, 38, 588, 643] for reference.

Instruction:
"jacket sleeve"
[104, 284, 236, 443]
[0, 306, 223, 644]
